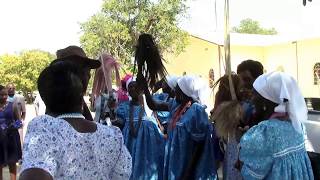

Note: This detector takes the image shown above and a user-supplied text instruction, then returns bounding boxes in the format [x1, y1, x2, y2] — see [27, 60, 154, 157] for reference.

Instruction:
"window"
[314, 63, 320, 85]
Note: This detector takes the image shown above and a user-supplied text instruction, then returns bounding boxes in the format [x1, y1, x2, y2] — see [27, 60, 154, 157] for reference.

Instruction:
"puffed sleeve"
[20, 117, 61, 177]
[239, 123, 274, 179]
[185, 103, 209, 141]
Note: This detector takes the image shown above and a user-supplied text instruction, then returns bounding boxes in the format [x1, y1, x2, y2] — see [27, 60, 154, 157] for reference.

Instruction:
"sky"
[1, 0, 320, 55]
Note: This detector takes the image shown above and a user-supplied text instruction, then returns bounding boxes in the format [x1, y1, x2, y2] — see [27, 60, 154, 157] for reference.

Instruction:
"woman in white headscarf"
[239, 72, 314, 179]
[152, 75, 180, 134]
[115, 77, 165, 180]
[139, 74, 218, 180]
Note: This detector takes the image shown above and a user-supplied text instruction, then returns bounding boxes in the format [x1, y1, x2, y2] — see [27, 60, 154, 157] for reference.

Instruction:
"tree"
[232, 18, 277, 35]
[80, 0, 189, 72]
[0, 50, 55, 103]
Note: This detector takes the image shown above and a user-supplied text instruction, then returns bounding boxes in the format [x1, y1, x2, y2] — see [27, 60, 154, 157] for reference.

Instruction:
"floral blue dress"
[164, 100, 218, 180]
[117, 101, 165, 180]
[240, 119, 314, 180]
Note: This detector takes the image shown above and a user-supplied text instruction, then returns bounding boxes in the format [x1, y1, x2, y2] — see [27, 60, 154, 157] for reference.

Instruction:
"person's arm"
[13, 101, 21, 121]
[18, 96, 26, 120]
[19, 168, 53, 180]
[21, 101, 26, 120]
[34, 96, 39, 116]
[137, 73, 169, 111]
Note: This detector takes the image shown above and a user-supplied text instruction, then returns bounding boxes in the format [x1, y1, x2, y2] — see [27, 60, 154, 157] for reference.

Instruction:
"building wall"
[263, 38, 320, 97]
[165, 36, 265, 82]
[165, 35, 320, 98]
[165, 36, 220, 82]
[230, 45, 265, 72]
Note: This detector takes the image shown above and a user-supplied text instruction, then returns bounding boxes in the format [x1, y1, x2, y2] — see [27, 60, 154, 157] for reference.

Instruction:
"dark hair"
[237, 60, 264, 79]
[121, 80, 127, 91]
[0, 85, 5, 91]
[213, 74, 241, 109]
[37, 61, 84, 114]
[135, 33, 167, 90]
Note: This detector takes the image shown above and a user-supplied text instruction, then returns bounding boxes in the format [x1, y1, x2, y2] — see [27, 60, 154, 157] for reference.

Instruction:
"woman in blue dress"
[140, 74, 218, 180]
[116, 78, 165, 180]
[152, 75, 179, 135]
[239, 72, 314, 179]
[0, 85, 22, 180]
[211, 74, 244, 180]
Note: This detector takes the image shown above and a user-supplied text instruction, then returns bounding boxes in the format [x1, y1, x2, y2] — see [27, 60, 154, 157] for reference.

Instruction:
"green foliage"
[0, 50, 55, 96]
[232, 18, 278, 35]
[80, 0, 189, 72]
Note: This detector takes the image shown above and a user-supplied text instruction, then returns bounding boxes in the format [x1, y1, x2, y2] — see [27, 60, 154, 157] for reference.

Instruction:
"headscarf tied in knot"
[92, 53, 121, 99]
[166, 75, 179, 90]
[177, 75, 210, 106]
[253, 71, 307, 134]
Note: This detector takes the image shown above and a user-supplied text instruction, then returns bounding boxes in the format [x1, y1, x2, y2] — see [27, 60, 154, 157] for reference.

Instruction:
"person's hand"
[235, 125, 250, 141]
[137, 72, 148, 90]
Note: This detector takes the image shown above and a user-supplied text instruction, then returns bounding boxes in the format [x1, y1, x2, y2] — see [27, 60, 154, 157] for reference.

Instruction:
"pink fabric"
[92, 53, 121, 99]
[122, 74, 132, 83]
[269, 112, 288, 119]
[117, 89, 129, 103]
[117, 74, 132, 103]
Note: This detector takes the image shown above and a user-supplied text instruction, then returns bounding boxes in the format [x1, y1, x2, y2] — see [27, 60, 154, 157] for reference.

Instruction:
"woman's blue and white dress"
[164, 100, 218, 180]
[153, 93, 171, 124]
[117, 101, 165, 180]
[240, 119, 314, 180]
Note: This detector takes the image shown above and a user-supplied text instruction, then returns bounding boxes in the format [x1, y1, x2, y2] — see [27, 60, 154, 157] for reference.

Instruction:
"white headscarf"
[253, 71, 307, 134]
[166, 75, 179, 90]
[177, 75, 209, 105]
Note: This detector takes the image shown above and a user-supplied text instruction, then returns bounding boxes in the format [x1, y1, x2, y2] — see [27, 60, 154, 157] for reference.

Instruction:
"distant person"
[117, 74, 132, 103]
[0, 85, 22, 180]
[53, 45, 101, 121]
[34, 92, 46, 116]
[91, 53, 121, 125]
[6, 83, 26, 146]
[20, 59, 131, 180]
[6, 83, 26, 120]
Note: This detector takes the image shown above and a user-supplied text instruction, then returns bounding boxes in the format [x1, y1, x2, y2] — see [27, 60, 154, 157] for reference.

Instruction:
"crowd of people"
[0, 34, 318, 180]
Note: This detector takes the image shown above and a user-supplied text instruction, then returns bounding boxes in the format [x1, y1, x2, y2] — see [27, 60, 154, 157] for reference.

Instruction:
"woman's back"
[240, 119, 314, 180]
[117, 101, 165, 180]
[21, 115, 132, 180]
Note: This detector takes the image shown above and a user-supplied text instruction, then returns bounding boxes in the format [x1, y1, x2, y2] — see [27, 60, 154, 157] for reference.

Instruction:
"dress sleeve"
[20, 117, 60, 177]
[239, 123, 274, 179]
[116, 102, 128, 122]
[109, 134, 132, 180]
[185, 104, 209, 141]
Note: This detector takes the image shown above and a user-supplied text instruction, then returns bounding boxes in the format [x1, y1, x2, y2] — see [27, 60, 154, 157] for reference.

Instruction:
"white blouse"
[21, 115, 132, 180]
